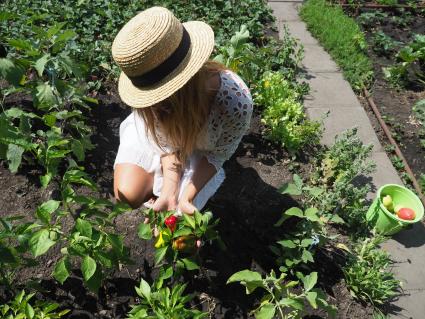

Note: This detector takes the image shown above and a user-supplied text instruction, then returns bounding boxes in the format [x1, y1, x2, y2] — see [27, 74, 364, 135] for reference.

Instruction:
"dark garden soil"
[0, 84, 373, 318]
[351, 8, 425, 185]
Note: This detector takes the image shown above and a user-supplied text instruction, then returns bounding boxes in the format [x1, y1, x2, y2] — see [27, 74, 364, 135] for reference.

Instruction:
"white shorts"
[114, 113, 225, 211]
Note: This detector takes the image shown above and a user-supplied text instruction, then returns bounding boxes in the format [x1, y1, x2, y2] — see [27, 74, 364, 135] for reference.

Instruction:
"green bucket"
[366, 184, 424, 235]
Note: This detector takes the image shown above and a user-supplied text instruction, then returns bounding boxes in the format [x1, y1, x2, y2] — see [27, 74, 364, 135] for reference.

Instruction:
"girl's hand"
[152, 195, 178, 212]
[178, 199, 197, 215]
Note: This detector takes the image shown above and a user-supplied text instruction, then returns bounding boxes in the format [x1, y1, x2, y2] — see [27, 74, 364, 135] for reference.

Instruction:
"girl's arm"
[152, 153, 182, 212]
[178, 156, 217, 214]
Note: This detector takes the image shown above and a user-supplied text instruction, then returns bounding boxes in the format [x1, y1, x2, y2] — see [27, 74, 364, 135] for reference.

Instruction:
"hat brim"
[117, 21, 215, 109]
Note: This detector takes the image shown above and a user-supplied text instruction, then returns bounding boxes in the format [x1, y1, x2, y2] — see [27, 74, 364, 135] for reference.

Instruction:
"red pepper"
[164, 215, 177, 233]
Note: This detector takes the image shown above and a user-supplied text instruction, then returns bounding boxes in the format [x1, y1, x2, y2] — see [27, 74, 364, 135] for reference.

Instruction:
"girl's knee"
[114, 183, 143, 209]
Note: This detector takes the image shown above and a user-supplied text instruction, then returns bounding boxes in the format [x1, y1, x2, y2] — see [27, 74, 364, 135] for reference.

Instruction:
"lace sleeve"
[205, 70, 253, 171]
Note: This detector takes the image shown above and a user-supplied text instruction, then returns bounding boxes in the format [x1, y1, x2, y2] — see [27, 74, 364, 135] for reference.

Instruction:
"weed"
[300, 0, 373, 90]
[343, 236, 400, 306]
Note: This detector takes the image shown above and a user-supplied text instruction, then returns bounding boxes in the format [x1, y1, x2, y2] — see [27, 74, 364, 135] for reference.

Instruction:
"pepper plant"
[0, 23, 96, 187]
[0, 216, 37, 291]
[0, 290, 69, 319]
[19, 167, 132, 292]
[127, 278, 208, 319]
[227, 270, 336, 319]
[138, 209, 222, 282]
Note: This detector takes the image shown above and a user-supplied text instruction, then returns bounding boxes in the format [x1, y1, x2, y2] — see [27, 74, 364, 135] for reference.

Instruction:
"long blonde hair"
[136, 60, 227, 165]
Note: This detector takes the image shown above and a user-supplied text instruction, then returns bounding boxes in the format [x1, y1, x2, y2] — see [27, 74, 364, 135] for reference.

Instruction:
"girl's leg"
[114, 163, 154, 209]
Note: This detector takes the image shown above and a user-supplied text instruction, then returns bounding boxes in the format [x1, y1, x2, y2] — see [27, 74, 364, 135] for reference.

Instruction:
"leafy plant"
[272, 207, 333, 272]
[0, 23, 96, 186]
[254, 71, 321, 152]
[356, 12, 388, 28]
[0, 290, 69, 319]
[383, 34, 425, 88]
[343, 236, 400, 306]
[0, 0, 275, 78]
[280, 129, 375, 232]
[0, 216, 37, 290]
[371, 31, 401, 56]
[227, 270, 336, 319]
[127, 278, 207, 319]
[138, 210, 222, 282]
[4, 167, 132, 292]
[214, 25, 306, 90]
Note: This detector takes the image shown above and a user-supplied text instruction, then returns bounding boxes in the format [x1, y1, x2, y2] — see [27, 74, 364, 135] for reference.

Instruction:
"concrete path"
[268, 1, 425, 318]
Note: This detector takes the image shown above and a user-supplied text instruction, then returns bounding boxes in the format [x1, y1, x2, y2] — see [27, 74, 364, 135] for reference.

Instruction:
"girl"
[112, 7, 253, 215]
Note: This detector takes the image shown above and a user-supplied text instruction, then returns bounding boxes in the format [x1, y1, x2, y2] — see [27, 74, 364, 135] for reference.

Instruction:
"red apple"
[396, 208, 416, 220]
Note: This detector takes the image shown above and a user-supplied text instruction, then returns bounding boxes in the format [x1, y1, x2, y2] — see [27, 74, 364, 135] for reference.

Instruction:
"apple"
[382, 195, 394, 212]
[397, 208, 416, 220]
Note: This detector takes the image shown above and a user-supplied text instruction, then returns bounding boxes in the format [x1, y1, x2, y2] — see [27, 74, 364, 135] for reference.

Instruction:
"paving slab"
[381, 222, 425, 319]
[303, 72, 363, 108]
[283, 21, 319, 45]
[306, 107, 383, 152]
[268, 2, 301, 21]
[301, 45, 340, 72]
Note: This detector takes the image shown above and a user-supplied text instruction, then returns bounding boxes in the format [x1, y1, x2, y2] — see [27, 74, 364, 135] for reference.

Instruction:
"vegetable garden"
[0, 0, 420, 318]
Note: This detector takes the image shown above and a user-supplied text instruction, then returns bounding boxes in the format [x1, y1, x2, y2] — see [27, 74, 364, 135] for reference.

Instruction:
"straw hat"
[112, 7, 215, 108]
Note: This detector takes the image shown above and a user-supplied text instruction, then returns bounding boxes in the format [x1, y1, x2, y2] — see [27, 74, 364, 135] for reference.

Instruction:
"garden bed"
[343, 4, 425, 188]
[0, 0, 399, 318]
[0, 86, 375, 318]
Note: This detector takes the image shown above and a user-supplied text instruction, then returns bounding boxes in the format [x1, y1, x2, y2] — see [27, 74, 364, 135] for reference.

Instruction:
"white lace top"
[152, 69, 253, 171]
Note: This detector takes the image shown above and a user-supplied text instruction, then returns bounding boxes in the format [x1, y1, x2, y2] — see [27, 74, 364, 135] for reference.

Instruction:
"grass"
[299, 0, 373, 91]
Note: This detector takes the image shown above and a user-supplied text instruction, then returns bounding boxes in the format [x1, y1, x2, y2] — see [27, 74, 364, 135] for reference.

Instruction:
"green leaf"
[227, 270, 262, 284]
[277, 239, 296, 248]
[181, 257, 200, 270]
[75, 218, 92, 238]
[29, 229, 56, 257]
[34, 54, 49, 77]
[255, 303, 275, 319]
[278, 182, 302, 196]
[227, 270, 263, 294]
[53, 256, 71, 284]
[6, 144, 24, 173]
[136, 278, 151, 302]
[137, 223, 152, 240]
[306, 291, 318, 309]
[301, 250, 314, 263]
[154, 246, 168, 265]
[172, 227, 193, 238]
[36, 200, 60, 224]
[302, 272, 318, 292]
[71, 140, 85, 161]
[81, 255, 96, 281]
[107, 233, 123, 253]
[183, 214, 196, 229]
[284, 207, 304, 218]
[304, 207, 319, 221]
[33, 83, 56, 109]
[279, 297, 304, 310]
[25, 303, 34, 319]
[40, 173, 53, 188]
[85, 266, 102, 292]
[0, 58, 24, 85]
